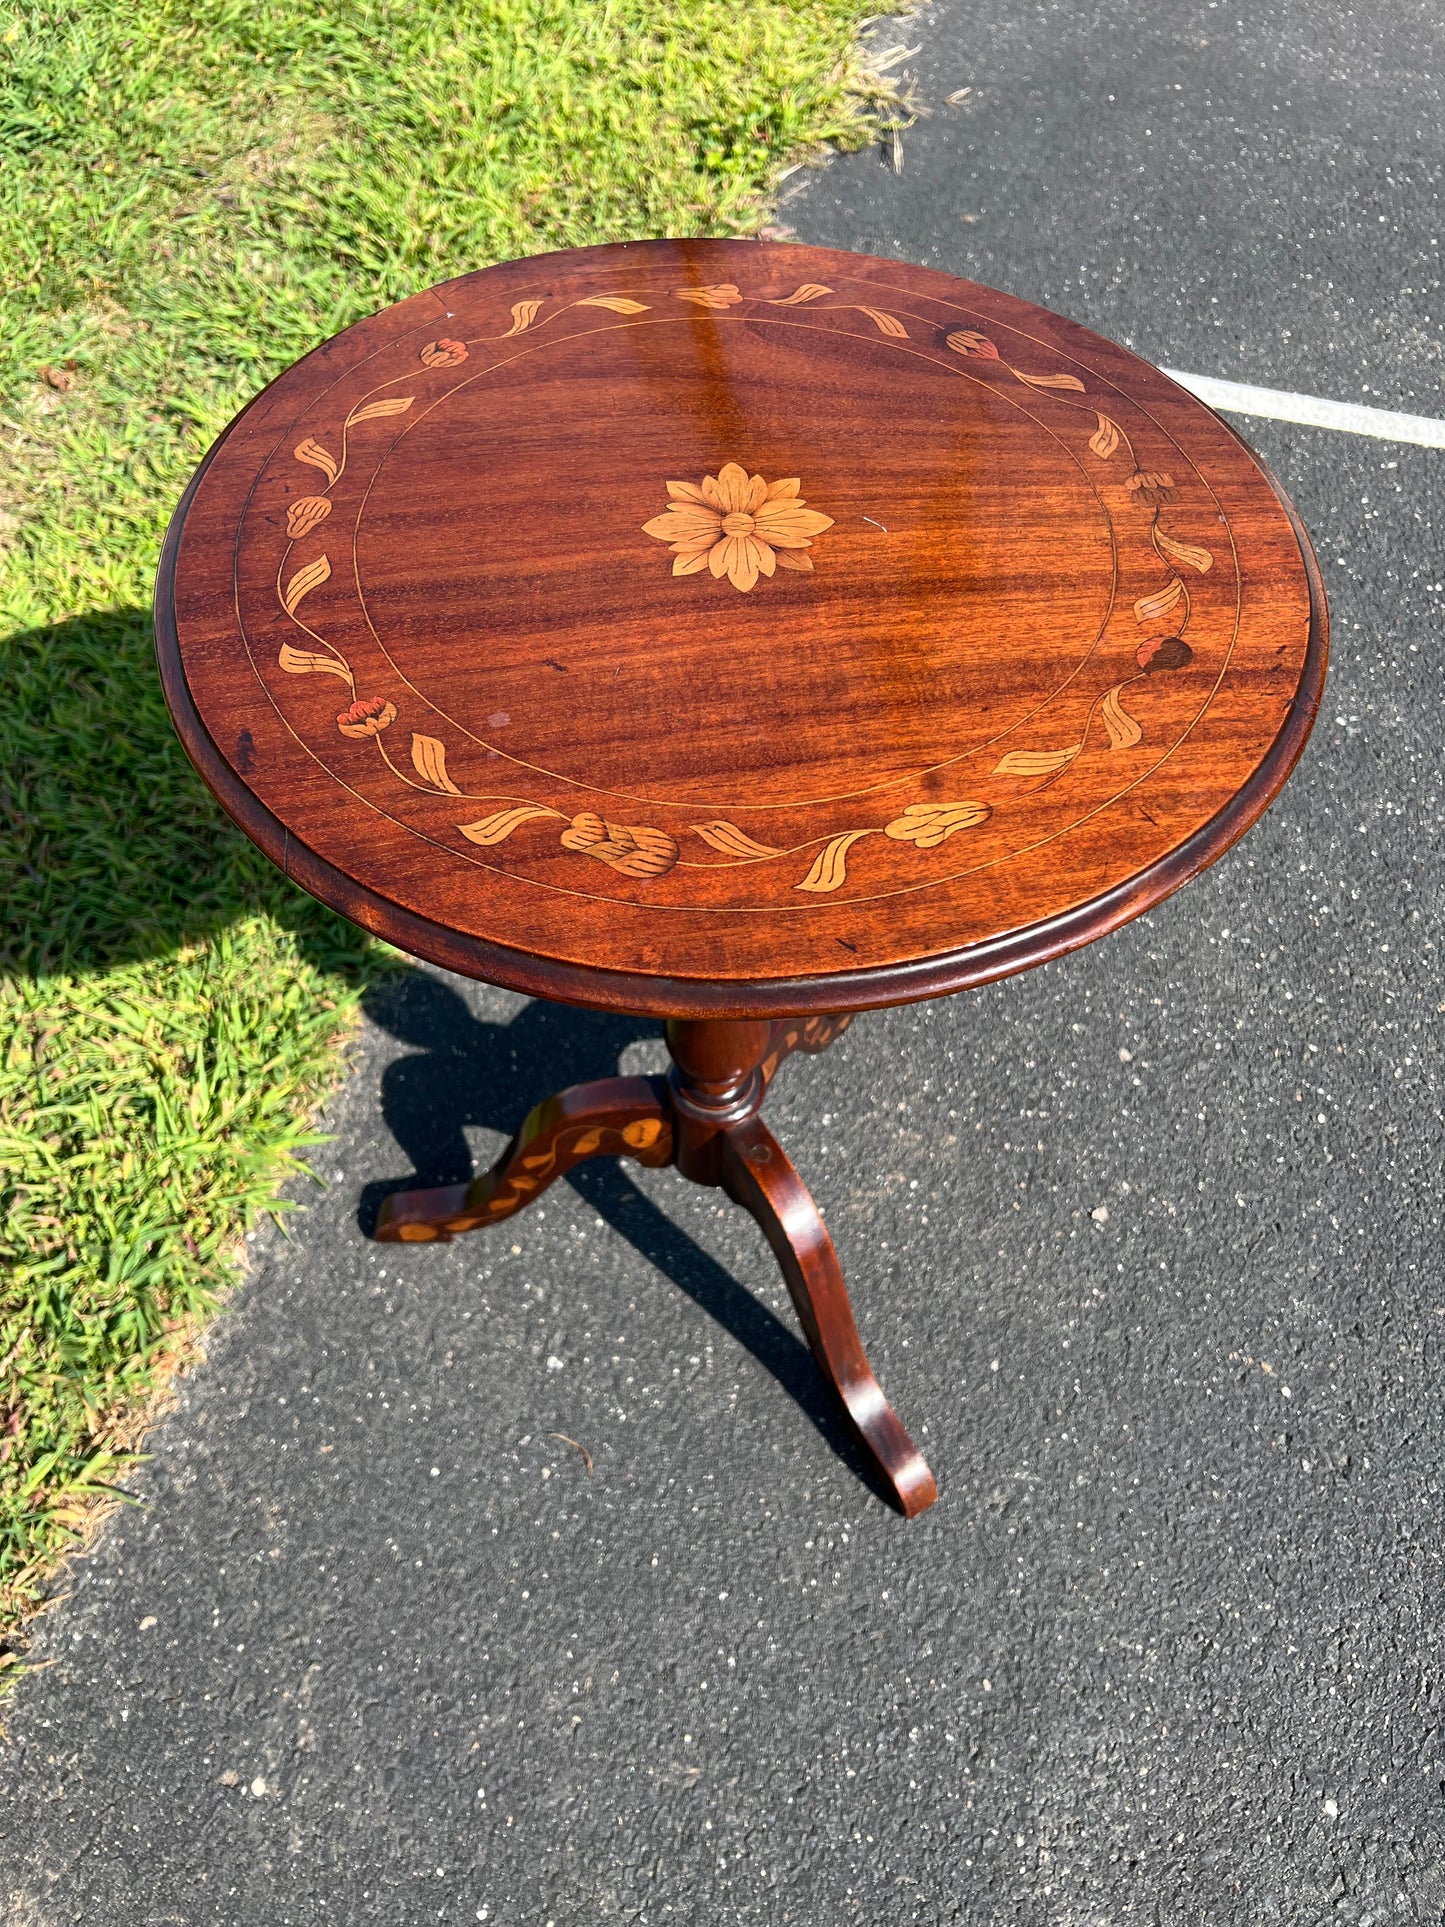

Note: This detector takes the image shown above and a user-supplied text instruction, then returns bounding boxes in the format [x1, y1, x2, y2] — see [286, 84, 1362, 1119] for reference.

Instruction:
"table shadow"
[357, 971, 896, 1507]
[3, 607, 388, 986]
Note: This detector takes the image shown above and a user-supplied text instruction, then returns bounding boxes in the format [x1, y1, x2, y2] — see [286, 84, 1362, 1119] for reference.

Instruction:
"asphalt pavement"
[3, 2, 1443, 1922]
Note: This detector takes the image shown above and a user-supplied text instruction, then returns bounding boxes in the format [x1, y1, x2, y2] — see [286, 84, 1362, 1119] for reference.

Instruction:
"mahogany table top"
[157, 238, 1327, 1017]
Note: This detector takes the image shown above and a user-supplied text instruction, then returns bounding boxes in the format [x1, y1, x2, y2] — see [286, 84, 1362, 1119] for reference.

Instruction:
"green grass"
[0, 0, 903, 1661]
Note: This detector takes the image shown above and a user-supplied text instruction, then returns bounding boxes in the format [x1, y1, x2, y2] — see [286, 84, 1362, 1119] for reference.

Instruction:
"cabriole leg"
[374, 1074, 672, 1243]
[718, 1115, 937, 1518]
[667, 1016, 937, 1517]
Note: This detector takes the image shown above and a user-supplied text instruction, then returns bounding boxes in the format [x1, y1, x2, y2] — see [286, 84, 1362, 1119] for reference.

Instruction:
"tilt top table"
[157, 238, 1327, 1518]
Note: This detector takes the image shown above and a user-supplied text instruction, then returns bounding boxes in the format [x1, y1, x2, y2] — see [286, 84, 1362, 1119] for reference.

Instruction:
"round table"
[156, 238, 1327, 1517]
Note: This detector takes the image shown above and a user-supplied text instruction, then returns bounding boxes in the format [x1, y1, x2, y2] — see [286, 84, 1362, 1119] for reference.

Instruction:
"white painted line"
[1162, 369, 1445, 450]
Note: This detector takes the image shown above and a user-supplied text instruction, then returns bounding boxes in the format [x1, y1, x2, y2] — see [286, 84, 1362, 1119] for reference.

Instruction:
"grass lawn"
[0, 0, 903, 1667]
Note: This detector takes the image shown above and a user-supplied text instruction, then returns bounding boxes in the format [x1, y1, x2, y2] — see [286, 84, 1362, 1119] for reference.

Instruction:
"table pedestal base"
[374, 1016, 937, 1518]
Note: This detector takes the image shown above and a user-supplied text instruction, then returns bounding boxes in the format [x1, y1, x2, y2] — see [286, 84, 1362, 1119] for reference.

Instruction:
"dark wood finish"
[156, 238, 1326, 1020]
[156, 240, 1328, 1515]
[376, 1012, 936, 1516]
[718, 1117, 936, 1519]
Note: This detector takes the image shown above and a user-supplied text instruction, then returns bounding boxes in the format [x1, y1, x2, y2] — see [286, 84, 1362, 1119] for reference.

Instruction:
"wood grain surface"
[156, 238, 1327, 1017]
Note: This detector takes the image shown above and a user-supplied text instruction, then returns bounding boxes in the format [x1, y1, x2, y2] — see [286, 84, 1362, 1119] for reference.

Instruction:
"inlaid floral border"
[267, 279, 1218, 899]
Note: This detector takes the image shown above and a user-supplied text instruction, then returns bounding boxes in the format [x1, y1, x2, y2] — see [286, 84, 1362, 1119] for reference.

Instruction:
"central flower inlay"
[641, 461, 834, 592]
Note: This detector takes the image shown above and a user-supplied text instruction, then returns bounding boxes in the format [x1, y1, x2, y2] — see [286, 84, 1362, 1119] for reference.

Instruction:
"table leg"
[374, 1075, 673, 1242]
[370, 1014, 937, 1515]
[664, 1016, 936, 1516]
[717, 1116, 938, 1519]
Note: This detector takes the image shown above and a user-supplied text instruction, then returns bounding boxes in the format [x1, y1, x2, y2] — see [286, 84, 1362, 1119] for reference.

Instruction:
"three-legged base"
[374, 1015, 937, 1517]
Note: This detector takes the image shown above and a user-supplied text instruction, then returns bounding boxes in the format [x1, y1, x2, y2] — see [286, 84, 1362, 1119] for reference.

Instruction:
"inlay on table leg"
[374, 1075, 673, 1243]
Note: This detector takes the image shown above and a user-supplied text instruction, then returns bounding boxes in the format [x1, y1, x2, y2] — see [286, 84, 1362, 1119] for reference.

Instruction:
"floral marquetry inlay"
[641, 463, 834, 592]
[162, 235, 1321, 1006]
[255, 270, 1252, 901]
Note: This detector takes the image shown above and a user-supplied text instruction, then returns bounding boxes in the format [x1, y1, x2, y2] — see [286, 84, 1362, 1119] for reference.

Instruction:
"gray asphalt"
[4, 3, 1444, 1922]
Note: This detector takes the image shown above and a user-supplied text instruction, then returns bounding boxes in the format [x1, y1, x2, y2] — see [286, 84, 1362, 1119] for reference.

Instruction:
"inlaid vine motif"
[945, 328, 1206, 792]
[269, 283, 1219, 899]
